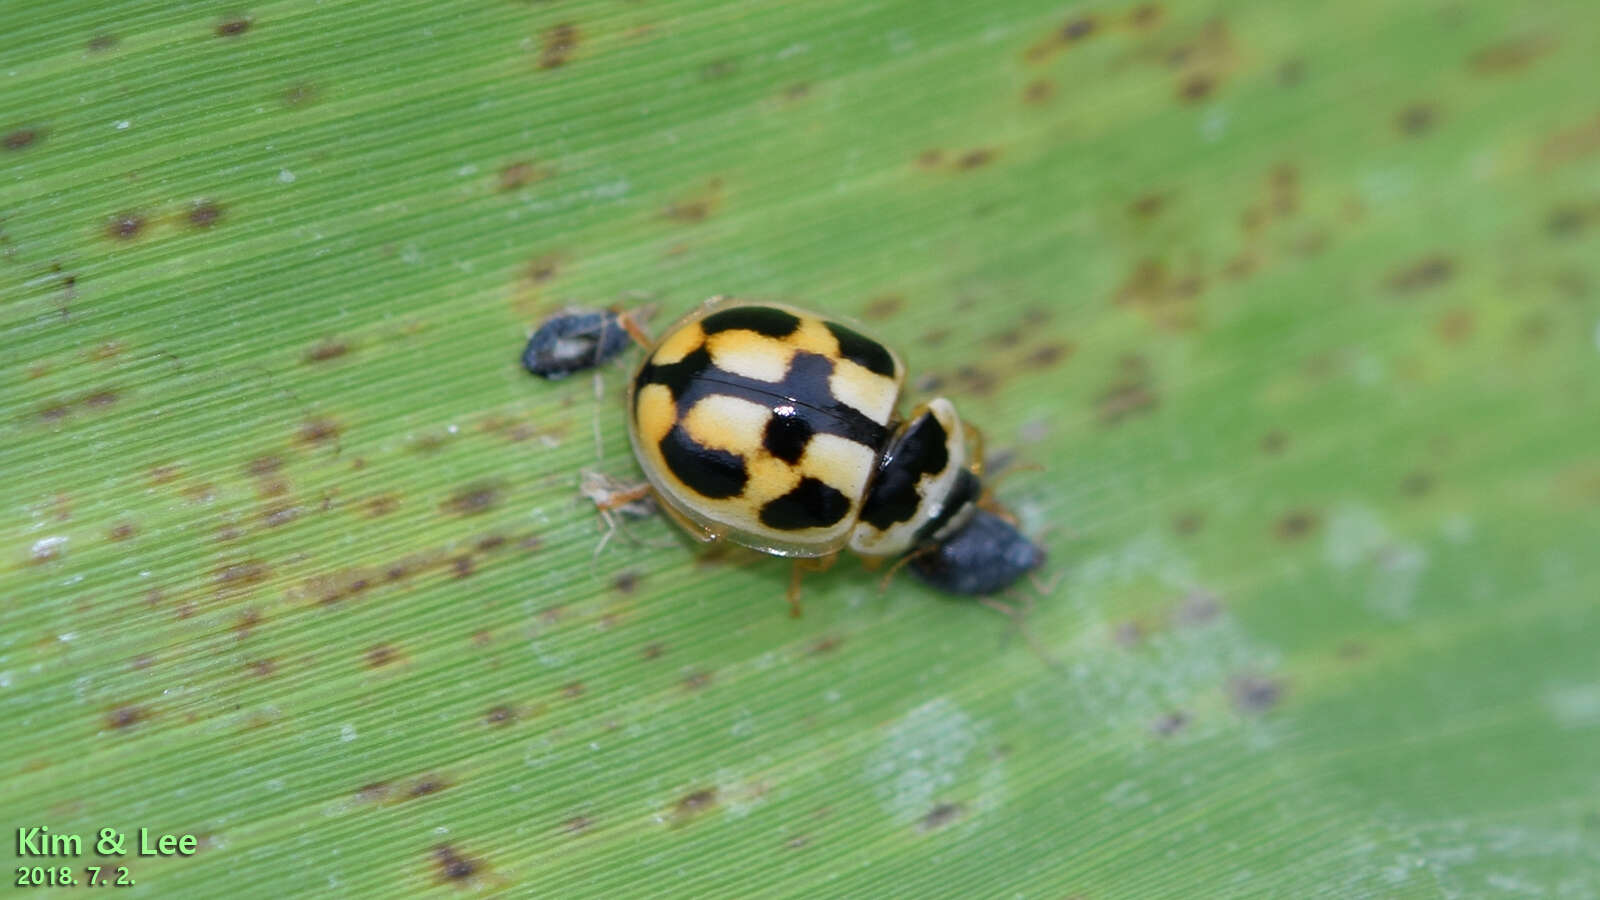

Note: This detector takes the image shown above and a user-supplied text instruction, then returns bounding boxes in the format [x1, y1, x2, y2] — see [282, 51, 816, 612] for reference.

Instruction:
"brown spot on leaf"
[1026, 342, 1073, 368]
[1396, 103, 1437, 136]
[444, 483, 501, 516]
[700, 57, 739, 81]
[1130, 193, 1167, 218]
[366, 644, 398, 668]
[498, 161, 549, 191]
[108, 522, 137, 541]
[1259, 430, 1288, 455]
[1173, 510, 1204, 535]
[1434, 309, 1475, 343]
[1178, 73, 1214, 101]
[683, 670, 712, 691]
[1274, 510, 1319, 540]
[1097, 379, 1158, 426]
[366, 494, 400, 517]
[432, 845, 481, 883]
[526, 255, 561, 282]
[1062, 17, 1097, 41]
[956, 148, 996, 170]
[916, 149, 945, 169]
[82, 389, 119, 408]
[408, 776, 451, 798]
[562, 681, 586, 699]
[1129, 4, 1166, 29]
[1114, 258, 1201, 331]
[1385, 255, 1455, 294]
[246, 455, 283, 477]
[216, 560, 271, 588]
[1538, 114, 1600, 168]
[1231, 674, 1285, 713]
[1176, 590, 1222, 627]
[1277, 58, 1305, 85]
[539, 24, 579, 69]
[862, 294, 905, 320]
[216, 17, 252, 37]
[295, 340, 351, 367]
[1400, 470, 1434, 497]
[105, 212, 146, 240]
[808, 635, 842, 656]
[486, 705, 515, 726]
[476, 534, 507, 553]
[676, 788, 717, 816]
[88, 34, 120, 52]
[106, 705, 148, 730]
[450, 555, 474, 578]
[4, 129, 40, 151]
[296, 418, 341, 445]
[612, 571, 640, 594]
[565, 815, 593, 834]
[953, 364, 999, 396]
[187, 201, 223, 228]
[642, 643, 665, 660]
[1468, 35, 1555, 75]
[247, 659, 277, 678]
[1151, 711, 1189, 736]
[235, 607, 263, 640]
[1114, 621, 1144, 648]
[283, 83, 317, 107]
[1546, 203, 1600, 237]
[1023, 79, 1055, 104]
[919, 803, 963, 830]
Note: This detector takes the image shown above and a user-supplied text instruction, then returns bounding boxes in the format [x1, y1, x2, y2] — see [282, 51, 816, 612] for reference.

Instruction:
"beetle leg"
[875, 546, 934, 593]
[616, 309, 655, 350]
[786, 554, 838, 618]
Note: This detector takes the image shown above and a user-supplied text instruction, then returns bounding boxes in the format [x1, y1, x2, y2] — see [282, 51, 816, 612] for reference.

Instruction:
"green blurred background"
[3, 0, 1598, 896]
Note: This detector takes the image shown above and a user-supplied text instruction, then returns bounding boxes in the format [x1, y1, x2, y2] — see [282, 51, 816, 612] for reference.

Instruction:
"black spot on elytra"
[539, 24, 578, 69]
[432, 845, 481, 883]
[1396, 103, 1438, 136]
[187, 201, 223, 228]
[825, 321, 895, 376]
[760, 477, 851, 530]
[105, 212, 146, 240]
[763, 410, 814, 464]
[1274, 510, 1318, 540]
[4, 129, 40, 151]
[660, 424, 748, 499]
[215, 17, 252, 37]
[702, 306, 800, 338]
[637, 339, 888, 452]
[1231, 675, 1284, 713]
[304, 340, 349, 363]
[919, 803, 963, 830]
[1385, 255, 1455, 294]
[444, 483, 502, 515]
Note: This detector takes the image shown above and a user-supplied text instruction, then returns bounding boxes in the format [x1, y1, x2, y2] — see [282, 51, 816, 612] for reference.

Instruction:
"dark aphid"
[910, 509, 1044, 596]
[521, 309, 631, 379]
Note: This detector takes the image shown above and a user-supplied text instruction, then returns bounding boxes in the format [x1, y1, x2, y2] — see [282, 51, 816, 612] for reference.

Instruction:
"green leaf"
[4, 0, 1598, 896]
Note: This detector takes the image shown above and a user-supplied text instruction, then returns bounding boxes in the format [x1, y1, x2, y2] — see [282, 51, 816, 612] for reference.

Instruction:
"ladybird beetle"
[622, 297, 1043, 602]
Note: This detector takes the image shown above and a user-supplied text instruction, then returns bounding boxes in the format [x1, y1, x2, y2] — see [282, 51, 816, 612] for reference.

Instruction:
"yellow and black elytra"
[622, 297, 1043, 601]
